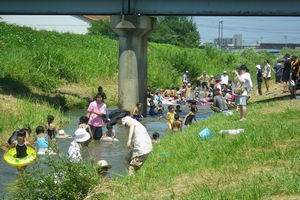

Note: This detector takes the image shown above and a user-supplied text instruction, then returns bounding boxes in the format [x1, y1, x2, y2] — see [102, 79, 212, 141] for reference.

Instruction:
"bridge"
[1, 0, 300, 15]
[2, 0, 299, 116]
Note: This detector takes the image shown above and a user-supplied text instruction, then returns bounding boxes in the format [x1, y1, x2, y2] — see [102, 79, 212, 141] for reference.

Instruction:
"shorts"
[235, 95, 247, 106]
[282, 72, 290, 82]
[275, 76, 282, 83]
[124, 151, 150, 176]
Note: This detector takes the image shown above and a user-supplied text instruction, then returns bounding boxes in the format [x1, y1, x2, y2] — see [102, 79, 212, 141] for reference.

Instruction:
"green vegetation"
[1, 20, 299, 94]
[1, 20, 300, 199]
[88, 18, 119, 40]
[0, 94, 69, 148]
[8, 155, 102, 199]
[149, 16, 200, 48]
[88, 16, 201, 48]
[87, 99, 300, 199]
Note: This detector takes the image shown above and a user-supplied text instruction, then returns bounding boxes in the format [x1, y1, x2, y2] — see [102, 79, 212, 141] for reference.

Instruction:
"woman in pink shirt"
[86, 94, 107, 140]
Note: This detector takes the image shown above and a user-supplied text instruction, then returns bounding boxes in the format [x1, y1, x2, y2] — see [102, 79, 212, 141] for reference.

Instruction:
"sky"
[193, 16, 300, 45]
[1, 15, 299, 46]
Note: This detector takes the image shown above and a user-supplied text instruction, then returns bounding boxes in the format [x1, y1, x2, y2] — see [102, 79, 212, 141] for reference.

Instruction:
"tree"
[149, 16, 201, 48]
[88, 16, 201, 48]
[87, 19, 118, 40]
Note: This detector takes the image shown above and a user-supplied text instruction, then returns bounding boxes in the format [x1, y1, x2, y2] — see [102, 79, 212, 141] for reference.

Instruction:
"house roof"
[80, 15, 110, 22]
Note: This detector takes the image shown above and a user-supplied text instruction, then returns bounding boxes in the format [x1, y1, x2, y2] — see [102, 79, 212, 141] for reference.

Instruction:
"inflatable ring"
[56, 134, 72, 139]
[4, 147, 37, 167]
[100, 137, 119, 142]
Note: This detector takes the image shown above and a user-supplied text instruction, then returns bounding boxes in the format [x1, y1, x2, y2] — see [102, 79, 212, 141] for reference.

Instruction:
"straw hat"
[74, 128, 90, 142]
[97, 160, 112, 169]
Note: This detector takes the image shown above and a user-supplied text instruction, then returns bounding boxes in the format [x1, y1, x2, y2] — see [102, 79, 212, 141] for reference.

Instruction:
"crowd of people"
[4, 56, 299, 176]
[3, 86, 156, 178]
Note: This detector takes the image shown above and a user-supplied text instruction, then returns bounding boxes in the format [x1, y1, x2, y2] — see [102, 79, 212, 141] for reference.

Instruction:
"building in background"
[214, 34, 242, 47]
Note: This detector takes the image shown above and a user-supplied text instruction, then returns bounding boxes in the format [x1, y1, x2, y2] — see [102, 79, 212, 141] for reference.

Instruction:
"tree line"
[88, 16, 201, 48]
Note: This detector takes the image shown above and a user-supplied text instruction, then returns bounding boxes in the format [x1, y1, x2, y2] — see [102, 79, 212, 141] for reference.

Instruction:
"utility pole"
[284, 35, 287, 46]
[218, 21, 223, 49]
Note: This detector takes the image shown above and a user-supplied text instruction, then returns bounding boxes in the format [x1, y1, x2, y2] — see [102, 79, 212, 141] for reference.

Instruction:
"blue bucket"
[198, 127, 213, 139]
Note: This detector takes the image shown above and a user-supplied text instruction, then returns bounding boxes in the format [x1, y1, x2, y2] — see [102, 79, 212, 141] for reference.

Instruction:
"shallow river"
[0, 104, 214, 197]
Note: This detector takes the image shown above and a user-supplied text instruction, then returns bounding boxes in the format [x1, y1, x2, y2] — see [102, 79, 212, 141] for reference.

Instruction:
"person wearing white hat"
[256, 64, 263, 95]
[96, 160, 112, 178]
[182, 71, 189, 84]
[221, 70, 229, 87]
[68, 128, 91, 163]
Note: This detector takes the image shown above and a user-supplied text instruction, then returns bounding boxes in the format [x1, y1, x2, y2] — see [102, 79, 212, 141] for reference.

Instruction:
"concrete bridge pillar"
[111, 15, 156, 117]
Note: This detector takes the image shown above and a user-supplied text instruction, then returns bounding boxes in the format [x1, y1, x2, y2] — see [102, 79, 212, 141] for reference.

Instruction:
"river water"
[0, 104, 214, 198]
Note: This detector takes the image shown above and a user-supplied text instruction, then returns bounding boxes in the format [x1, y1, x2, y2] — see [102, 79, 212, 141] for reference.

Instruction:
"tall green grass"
[0, 95, 70, 148]
[1, 21, 299, 94]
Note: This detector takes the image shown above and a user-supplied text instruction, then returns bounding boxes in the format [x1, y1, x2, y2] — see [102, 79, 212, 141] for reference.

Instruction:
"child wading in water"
[132, 102, 144, 122]
[4, 130, 37, 174]
[96, 160, 112, 179]
[166, 105, 176, 130]
[183, 105, 198, 127]
[172, 114, 182, 132]
[31, 126, 54, 154]
[102, 124, 116, 139]
[68, 128, 91, 163]
[78, 116, 94, 146]
[45, 115, 58, 140]
[156, 101, 164, 115]
[152, 132, 160, 144]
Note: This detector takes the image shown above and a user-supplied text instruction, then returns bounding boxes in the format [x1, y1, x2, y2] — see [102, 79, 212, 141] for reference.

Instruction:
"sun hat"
[223, 71, 227, 74]
[108, 109, 130, 126]
[97, 160, 112, 169]
[210, 75, 214, 78]
[74, 128, 90, 142]
[186, 70, 188, 73]
[58, 130, 65, 136]
[255, 65, 261, 69]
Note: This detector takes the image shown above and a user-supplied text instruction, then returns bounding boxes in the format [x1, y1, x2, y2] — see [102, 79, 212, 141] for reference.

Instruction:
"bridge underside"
[1, 0, 299, 16]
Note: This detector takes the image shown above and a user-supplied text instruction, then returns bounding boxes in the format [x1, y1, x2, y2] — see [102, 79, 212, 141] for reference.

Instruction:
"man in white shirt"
[108, 109, 153, 176]
[221, 71, 229, 87]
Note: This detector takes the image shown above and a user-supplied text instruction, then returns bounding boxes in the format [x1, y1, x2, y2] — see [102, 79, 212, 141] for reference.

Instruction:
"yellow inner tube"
[4, 147, 37, 167]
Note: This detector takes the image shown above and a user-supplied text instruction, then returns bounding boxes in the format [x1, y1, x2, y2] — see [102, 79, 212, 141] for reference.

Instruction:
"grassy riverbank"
[1, 20, 300, 199]
[87, 91, 300, 200]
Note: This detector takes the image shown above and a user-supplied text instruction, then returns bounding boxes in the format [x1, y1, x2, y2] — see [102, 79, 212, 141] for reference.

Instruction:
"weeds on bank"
[7, 155, 102, 200]
[107, 99, 300, 200]
[0, 95, 69, 149]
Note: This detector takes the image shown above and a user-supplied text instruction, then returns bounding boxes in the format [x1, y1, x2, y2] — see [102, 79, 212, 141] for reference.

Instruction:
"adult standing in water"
[87, 94, 107, 140]
[108, 109, 152, 176]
